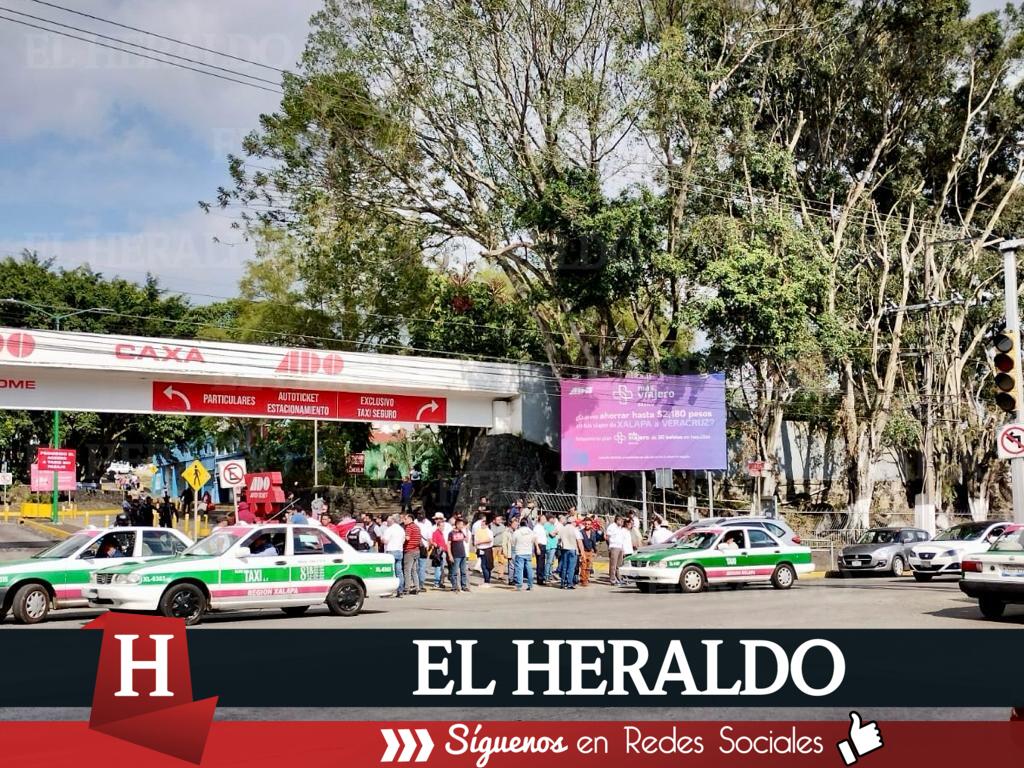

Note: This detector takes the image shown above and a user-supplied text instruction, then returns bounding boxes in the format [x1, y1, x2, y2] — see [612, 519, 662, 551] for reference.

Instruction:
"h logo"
[113, 634, 174, 698]
[84, 613, 217, 763]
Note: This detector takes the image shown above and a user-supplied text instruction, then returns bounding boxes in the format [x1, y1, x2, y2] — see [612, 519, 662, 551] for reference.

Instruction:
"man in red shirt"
[401, 512, 422, 595]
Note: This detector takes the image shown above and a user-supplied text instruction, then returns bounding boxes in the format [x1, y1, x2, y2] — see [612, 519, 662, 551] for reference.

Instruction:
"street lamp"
[0, 300, 113, 522]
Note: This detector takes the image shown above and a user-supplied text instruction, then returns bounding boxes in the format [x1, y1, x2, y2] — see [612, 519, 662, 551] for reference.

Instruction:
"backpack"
[346, 525, 371, 552]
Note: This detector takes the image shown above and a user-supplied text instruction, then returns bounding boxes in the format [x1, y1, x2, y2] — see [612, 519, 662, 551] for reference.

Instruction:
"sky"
[0, 0, 1010, 302]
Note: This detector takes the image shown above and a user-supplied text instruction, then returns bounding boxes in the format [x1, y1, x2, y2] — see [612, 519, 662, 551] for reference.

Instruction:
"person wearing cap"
[429, 522, 450, 589]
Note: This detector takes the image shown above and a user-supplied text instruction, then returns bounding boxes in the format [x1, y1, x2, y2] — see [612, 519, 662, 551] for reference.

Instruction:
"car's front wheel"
[913, 572, 932, 583]
[978, 596, 1006, 619]
[159, 583, 207, 626]
[11, 583, 50, 624]
[771, 563, 796, 590]
[890, 556, 906, 577]
[679, 566, 706, 594]
[327, 579, 365, 617]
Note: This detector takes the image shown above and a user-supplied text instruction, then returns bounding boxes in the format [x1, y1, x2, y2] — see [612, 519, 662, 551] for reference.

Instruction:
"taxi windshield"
[183, 530, 245, 556]
[858, 529, 896, 544]
[991, 529, 1024, 552]
[934, 524, 988, 542]
[672, 531, 718, 550]
[32, 532, 96, 559]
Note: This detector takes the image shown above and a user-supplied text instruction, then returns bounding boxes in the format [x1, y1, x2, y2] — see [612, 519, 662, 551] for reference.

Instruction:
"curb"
[19, 518, 73, 540]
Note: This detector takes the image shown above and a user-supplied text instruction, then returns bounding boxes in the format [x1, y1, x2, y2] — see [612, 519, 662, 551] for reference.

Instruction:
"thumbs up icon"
[837, 711, 883, 765]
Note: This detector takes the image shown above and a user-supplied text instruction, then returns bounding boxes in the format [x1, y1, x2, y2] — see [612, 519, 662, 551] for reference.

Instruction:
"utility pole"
[999, 239, 1024, 523]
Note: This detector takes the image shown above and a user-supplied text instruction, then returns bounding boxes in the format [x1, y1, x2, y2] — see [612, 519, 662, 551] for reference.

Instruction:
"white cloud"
[0, 0, 319, 146]
[1, 207, 254, 299]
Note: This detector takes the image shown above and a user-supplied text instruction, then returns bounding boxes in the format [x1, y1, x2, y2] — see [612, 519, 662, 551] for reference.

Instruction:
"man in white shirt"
[619, 519, 636, 557]
[532, 518, 548, 587]
[606, 515, 624, 585]
[382, 515, 406, 595]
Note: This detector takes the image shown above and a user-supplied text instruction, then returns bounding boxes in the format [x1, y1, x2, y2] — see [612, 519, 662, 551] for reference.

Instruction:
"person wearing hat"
[433, 511, 452, 538]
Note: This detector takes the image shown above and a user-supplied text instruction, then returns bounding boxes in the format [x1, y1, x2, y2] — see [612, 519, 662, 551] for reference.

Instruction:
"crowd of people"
[315, 496, 677, 596]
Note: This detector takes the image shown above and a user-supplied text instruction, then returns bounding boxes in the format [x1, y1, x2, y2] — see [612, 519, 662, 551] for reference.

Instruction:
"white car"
[959, 524, 1024, 618]
[84, 523, 399, 625]
[908, 521, 1011, 582]
[0, 527, 192, 624]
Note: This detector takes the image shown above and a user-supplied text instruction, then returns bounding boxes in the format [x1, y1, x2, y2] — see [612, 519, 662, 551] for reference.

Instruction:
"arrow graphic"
[162, 385, 192, 410]
[415, 400, 439, 421]
[380, 728, 434, 763]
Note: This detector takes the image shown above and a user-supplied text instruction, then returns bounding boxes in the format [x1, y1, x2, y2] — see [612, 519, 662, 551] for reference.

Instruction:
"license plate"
[1001, 566, 1024, 577]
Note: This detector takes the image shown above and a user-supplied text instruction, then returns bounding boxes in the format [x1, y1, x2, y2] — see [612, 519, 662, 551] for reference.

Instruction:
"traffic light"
[993, 330, 1021, 413]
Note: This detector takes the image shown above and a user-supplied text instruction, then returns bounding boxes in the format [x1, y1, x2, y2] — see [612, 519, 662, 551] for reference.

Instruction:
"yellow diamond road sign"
[183, 460, 211, 492]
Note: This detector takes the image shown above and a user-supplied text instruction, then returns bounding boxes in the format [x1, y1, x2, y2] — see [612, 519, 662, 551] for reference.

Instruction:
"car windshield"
[31, 532, 96, 559]
[991, 529, 1024, 552]
[933, 524, 988, 542]
[672, 531, 719, 550]
[858, 530, 896, 544]
[183, 531, 245, 556]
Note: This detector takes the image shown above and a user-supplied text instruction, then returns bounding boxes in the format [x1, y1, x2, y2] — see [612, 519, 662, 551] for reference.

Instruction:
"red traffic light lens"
[995, 353, 1015, 373]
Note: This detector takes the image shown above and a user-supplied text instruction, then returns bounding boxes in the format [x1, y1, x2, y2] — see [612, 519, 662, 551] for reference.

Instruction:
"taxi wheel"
[679, 566, 706, 594]
[913, 572, 932, 583]
[771, 564, 796, 590]
[979, 596, 1006, 620]
[327, 579, 365, 617]
[12, 584, 51, 624]
[281, 606, 310, 617]
[159, 584, 207, 626]
[891, 556, 906, 577]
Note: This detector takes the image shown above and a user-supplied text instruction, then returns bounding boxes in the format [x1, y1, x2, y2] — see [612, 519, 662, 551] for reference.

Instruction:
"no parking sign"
[217, 458, 248, 488]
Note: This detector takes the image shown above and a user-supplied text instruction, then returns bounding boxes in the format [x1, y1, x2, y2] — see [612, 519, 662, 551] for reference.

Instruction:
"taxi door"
[62, 531, 140, 606]
[218, 527, 291, 608]
[287, 527, 340, 605]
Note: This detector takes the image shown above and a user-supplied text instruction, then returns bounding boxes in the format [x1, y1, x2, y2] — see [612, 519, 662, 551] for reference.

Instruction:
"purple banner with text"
[560, 374, 727, 471]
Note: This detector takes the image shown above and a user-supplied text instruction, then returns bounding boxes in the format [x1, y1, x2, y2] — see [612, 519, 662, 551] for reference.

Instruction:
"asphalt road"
[2, 571, 1018, 630]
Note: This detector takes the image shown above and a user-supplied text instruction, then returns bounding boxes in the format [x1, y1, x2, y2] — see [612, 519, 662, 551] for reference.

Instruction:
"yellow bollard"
[83, 510, 89, 527]
[103, 515, 110, 528]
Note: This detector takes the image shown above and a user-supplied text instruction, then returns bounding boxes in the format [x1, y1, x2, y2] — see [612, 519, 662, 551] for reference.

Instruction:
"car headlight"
[112, 574, 142, 585]
[942, 549, 959, 558]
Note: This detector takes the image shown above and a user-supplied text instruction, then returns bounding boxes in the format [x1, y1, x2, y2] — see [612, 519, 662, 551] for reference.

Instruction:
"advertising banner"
[560, 374, 727, 471]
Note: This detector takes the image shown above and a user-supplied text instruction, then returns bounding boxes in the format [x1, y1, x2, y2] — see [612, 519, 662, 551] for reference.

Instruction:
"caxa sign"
[276, 349, 344, 375]
[114, 343, 205, 363]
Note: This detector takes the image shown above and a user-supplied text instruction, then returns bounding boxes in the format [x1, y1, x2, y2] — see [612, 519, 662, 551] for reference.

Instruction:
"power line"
[0, 5, 281, 86]
[0, 13, 283, 94]
[26, 0, 287, 73]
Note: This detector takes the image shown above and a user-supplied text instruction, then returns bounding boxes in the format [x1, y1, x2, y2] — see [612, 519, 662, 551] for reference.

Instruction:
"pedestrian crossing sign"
[183, 460, 211, 492]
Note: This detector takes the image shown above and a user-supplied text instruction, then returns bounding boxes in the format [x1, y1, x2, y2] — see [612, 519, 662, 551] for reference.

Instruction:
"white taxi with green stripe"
[620, 524, 814, 593]
[0, 527, 192, 625]
[84, 524, 398, 625]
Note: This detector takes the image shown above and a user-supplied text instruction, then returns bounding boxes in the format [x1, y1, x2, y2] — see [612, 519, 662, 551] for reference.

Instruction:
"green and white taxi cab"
[0, 526, 192, 625]
[620, 524, 814, 593]
[84, 523, 398, 625]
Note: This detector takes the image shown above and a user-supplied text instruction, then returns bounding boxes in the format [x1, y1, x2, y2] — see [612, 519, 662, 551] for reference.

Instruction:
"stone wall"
[455, 434, 558, 516]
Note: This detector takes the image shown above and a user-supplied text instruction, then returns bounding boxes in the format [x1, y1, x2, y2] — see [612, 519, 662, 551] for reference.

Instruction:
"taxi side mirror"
[236, 546, 251, 558]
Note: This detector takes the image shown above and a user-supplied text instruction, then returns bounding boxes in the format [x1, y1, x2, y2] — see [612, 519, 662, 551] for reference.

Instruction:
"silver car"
[838, 527, 930, 577]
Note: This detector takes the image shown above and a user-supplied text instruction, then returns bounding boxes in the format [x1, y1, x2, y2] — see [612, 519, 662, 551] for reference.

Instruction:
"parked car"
[959, 524, 1024, 618]
[838, 527, 930, 577]
[639, 516, 802, 555]
[0, 527, 192, 625]
[84, 523, 398, 625]
[908, 521, 1011, 581]
[622, 522, 814, 593]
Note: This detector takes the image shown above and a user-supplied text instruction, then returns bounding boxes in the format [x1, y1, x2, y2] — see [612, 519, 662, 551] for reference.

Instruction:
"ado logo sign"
[0, 332, 35, 358]
[276, 349, 344, 375]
